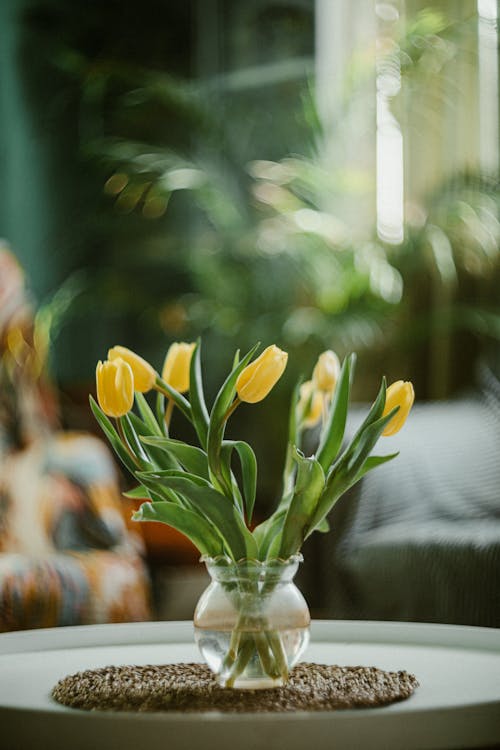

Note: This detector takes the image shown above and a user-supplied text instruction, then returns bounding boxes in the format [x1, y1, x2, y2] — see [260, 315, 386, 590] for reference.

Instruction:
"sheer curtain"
[315, 0, 498, 237]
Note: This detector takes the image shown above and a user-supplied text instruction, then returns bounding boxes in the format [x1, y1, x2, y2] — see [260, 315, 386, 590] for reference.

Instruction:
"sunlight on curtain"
[376, 2, 404, 245]
[478, 0, 499, 172]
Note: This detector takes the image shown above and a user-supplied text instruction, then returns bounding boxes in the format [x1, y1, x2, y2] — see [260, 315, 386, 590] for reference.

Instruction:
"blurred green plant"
[24, 1, 500, 406]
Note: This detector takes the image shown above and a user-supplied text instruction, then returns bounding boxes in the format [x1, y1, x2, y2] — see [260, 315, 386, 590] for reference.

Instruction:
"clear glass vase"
[194, 555, 310, 689]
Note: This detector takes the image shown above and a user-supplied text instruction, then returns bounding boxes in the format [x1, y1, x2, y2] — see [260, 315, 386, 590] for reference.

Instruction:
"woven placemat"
[52, 662, 418, 713]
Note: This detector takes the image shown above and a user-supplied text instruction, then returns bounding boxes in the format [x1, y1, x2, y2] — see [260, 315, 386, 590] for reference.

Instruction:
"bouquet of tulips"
[92, 341, 413, 561]
[91, 341, 413, 686]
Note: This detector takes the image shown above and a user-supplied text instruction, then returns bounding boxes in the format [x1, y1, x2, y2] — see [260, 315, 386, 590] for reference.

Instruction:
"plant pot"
[194, 554, 310, 689]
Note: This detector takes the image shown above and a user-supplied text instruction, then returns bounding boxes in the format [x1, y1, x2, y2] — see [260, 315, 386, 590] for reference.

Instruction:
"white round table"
[0, 620, 499, 750]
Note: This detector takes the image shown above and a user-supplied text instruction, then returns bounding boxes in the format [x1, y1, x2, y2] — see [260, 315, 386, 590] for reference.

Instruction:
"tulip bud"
[96, 358, 134, 418]
[236, 345, 288, 404]
[312, 350, 340, 393]
[382, 380, 415, 436]
[108, 345, 156, 393]
[298, 380, 323, 428]
[162, 342, 196, 393]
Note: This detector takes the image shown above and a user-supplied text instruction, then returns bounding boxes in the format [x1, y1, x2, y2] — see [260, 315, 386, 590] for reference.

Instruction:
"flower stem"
[266, 630, 289, 682]
[224, 634, 255, 688]
[254, 632, 280, 678]
[115, 418, 141, 468]
[223, 397, 241, 422]
[220, 628, 241, 674]
[164, 398, 174, 430]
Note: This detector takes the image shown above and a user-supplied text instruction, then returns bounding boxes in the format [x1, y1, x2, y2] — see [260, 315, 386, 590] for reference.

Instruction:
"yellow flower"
[236, 345, 288, 404]
[96, 358, 134, 418]
[382, 380, 415, 436]
[162, 342, 196, 393]
[108, 345, 156, 393]
[312, 350, 340, 393]
[298, 380, 323, 428]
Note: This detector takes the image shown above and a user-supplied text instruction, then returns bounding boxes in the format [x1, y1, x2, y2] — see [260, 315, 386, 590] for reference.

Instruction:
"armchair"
[0, 243, 151, 630]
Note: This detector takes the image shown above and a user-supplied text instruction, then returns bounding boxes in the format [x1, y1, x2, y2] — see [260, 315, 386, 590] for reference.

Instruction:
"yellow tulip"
[312, 350, 340, 393]
[236, 345, 288, 404]
[96, 358, 134, 418]
[162, 342, 196, 393]
[382, 380, 415, 436]
[108, 345, 156, 393]
[298, 380, 323, 428]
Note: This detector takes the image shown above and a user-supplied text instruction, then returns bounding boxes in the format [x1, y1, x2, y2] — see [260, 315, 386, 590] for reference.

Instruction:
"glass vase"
[194, 554, 310, 689]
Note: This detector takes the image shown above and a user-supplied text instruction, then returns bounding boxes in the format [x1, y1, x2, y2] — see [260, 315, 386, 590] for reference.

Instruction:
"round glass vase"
[194, 555, 310, 690]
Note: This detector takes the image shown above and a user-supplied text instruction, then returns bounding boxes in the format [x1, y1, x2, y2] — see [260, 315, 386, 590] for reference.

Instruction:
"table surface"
[0, 619, 499, 750]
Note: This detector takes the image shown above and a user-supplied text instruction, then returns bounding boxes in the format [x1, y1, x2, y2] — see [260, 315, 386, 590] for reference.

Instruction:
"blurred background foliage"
[1, 0, 499, 502]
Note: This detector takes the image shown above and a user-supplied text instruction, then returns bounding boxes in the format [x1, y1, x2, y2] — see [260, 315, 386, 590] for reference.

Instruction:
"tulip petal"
[162, 342, 196, 393]
[96, 358, 134, 418]
[382, 381, 415, 436]
[236, 345, 288, 403]
[108, 345, 156, 393]
[312, 350, 341, 393]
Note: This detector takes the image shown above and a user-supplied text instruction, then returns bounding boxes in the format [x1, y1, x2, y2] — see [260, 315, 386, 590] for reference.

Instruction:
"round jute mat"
[52, 662, 418, 713]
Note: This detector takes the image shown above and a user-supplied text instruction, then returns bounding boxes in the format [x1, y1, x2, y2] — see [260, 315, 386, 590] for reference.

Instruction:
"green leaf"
[154, 375, 193, 423]
[134, 471, 191, 507]
[140, 436, 209, 479]
[218, 449, 245, 517]
[121, 413, 159, 471]
[145, 475, 258, 561]
[124, 484, 181, 508]
[316, 354, 355, 473]
[89, 396, 137, 475]
[316, 518, 330, 533]
[345, 410, 397, 476]
[209, 343, 259, 426]
[133, 501, 224, 557]
[355, 452, 399, 481]
[155, 392, 168, 436]
[346, 377, 387, 458]
[135, 392, 163, 437]
[122, 485, 151, 499]
[279, 450, 325, 559]
[266, 531, 284, 560]
[252, 509, 287, 560]
[131, 418, 180, 470]
[189, 340, 210, 448]
[320, 377, 389, 483]
[282, 379, 303, 498]
[207, 343, 259, 498]
[138, 469, 210, 487]
[221, 440, 257, 523]
[306, 410, 397, 536]
[304, 473, 350, 538]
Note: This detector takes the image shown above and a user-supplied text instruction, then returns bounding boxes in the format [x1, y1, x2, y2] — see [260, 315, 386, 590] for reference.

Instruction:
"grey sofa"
[306, 361, 500, 628]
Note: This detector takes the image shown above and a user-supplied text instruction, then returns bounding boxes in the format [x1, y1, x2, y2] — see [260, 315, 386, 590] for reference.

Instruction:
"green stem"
[224, 634, 255, 688]
[220, 628, 241, 674]
[321, 393, 329, 429]
[154, 377, 192, 423]
[115, 418, 141, 468]
[219, 573, 290, 687]
[254, 632, 280, 679]
[164, 398, 174, 430]
[266, 630, 289, 682]
[282, 440, 298, 498]
[223, 397, 241, 422]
